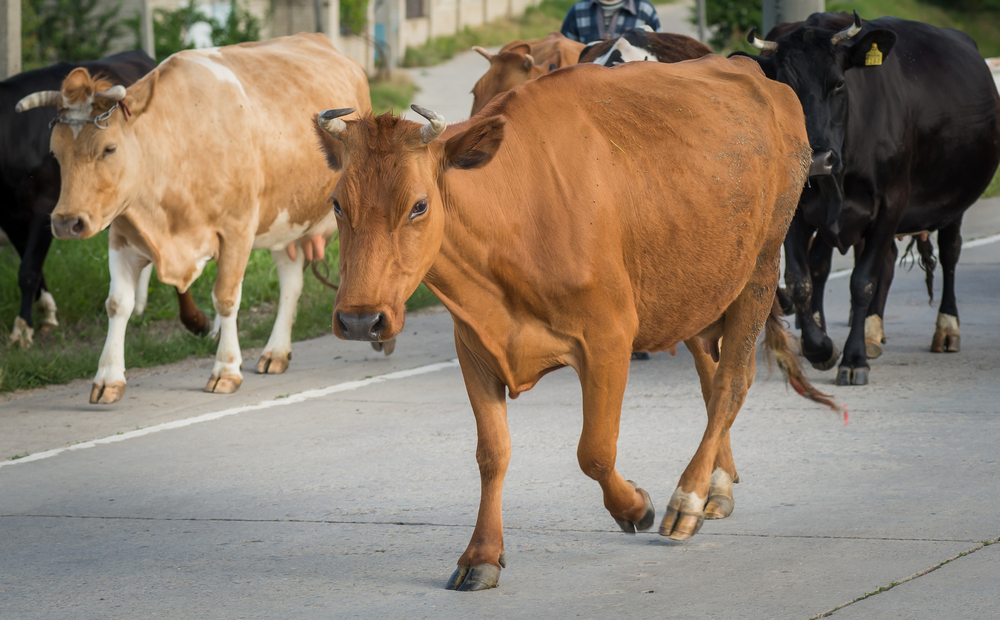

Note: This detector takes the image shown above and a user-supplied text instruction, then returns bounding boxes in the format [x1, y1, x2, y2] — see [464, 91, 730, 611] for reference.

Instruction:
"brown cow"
[18, 33, 370, 403]
[317, 55, 835, 590]
[470, 32, 584, 115]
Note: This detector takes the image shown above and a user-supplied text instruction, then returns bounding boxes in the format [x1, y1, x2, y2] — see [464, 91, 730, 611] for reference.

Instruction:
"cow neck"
[423, 166, 549, 396]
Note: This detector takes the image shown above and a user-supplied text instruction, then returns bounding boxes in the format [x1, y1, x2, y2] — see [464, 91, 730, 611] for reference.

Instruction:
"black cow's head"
[732, 12, 896, 247]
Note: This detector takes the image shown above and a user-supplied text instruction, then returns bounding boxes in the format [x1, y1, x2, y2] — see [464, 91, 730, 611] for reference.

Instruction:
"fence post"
[141, 0, 155, 60]
[762, 0, 824, 37]
[0, 0, 21, 79]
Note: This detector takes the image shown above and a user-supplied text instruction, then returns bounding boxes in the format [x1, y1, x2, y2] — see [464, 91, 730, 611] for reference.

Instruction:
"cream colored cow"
[16, 34, 370, 403]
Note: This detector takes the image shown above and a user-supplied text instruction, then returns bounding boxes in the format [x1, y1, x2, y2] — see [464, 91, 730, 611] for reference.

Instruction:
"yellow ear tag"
[865, 43, 882, 66]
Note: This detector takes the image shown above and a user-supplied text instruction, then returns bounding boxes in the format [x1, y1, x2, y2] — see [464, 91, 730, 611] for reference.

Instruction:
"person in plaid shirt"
[560, 0, 661, 44]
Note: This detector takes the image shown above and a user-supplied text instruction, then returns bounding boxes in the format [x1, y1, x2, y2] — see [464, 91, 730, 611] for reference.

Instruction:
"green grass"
[370, 74, 419, 115]
[402, 0, 576, 67]
[984, 169, 1000, 198]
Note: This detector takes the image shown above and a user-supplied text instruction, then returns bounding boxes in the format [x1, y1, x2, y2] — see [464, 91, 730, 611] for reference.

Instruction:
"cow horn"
[15, 90, 62, 113]
[831, 10, 863, 45]
[410, 104, 446, 143]
[318, 107, 356, 140]
[472, 46, 494, 61]
[524, 54, 535, 70]
[95, 85, 127, 101]
[747, 27, 778, 52]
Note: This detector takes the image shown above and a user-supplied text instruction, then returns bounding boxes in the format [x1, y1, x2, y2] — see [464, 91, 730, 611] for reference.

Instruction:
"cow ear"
[845, 29, 897, 69]
[314, 119, 346, 171]
[729, 51, 777, 80]
[442, 116, 505, 171]
[124, 69, 158, 118]
[506, 43, 531, 57]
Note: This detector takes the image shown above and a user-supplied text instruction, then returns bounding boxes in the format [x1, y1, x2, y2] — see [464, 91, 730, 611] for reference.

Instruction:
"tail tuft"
[763, 295, 840, 413]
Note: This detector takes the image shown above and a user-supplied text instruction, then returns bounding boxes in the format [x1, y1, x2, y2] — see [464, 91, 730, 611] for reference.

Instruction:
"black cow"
[1, 51, 208, 347]
[734, 12, 1000, 385]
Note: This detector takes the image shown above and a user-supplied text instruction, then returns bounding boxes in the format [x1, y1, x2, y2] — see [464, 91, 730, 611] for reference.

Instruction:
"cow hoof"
[835, 366, 869, 386]
[382, 338, 396, 356]
[614, 483, 655, 534]
[9, 317, 34, 348]
[659, 489, 706, 541]
[255, 352, 290, 374]
[446, 561, 502, 591]
[205, 374, 242, 394]
[631, 351, 651, 361]
[704, 495, 735, 520]
[865, 340, 883, 359]
[932, 334, 960, 353]
[90, 381, 126, 404]
[809, 343, 840, 371]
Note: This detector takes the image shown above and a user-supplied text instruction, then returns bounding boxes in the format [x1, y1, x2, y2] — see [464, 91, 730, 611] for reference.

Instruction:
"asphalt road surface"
[3, 195, 999, 618]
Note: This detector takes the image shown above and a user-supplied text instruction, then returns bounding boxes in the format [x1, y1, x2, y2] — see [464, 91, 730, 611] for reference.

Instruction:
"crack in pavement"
[0, 514, 987, 545]
[809, 535, 1000, 619]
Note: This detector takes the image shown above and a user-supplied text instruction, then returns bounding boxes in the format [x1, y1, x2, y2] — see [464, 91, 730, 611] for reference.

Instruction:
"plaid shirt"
[560, 0, 661, 44]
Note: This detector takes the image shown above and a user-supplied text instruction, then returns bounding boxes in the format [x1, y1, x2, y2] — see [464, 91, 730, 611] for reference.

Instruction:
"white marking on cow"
[667, 487, 706, 513]
[0, 359, 460, 469]
[211, 282, 244, 380]
[709, 468, 733, 498]
[260, 247, 305, 362]
[864, 314, 884, 344]
[61, 94, 95, 139]
[592, 38, 655, 67]
[183, 50, 249, 99]
[935, 312, 959, 333]
[93, 248, 146, 388]
[8, 316, 34, 347]
[37, 290, 59, 328]
[253, 210, 312, 252]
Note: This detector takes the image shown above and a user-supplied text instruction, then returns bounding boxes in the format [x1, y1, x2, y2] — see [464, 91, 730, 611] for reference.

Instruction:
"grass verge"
[402, 0, 576, 67]
[370, 73, 419, 115]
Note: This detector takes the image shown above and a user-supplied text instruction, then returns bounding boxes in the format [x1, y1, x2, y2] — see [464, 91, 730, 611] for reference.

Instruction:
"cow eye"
[333, 199, 342, 217]
[833, 79, 846, 94]
[102, 144, 117, 157]
[410, 199, 428, 219]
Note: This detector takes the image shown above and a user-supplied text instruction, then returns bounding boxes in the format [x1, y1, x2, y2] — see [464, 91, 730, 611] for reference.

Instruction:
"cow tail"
[763, 295, 840, 413]
[903, 236, 937, 304]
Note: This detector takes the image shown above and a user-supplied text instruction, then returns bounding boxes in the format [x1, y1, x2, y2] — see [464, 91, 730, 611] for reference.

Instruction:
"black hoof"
[945, 335, 960, 353]
[615, 482, 655, 534]
[631, 351, 651, 361]
[446, 562, 501, 591]
[835, 366, 869, 386]
[809, 342, 840, 371]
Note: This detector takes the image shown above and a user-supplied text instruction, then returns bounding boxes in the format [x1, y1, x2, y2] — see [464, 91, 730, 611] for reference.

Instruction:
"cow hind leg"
[931, 221, 962, 353]
[255, 248, 305, 374]
[133, 263, 153, 316]
[661, 270, 775, 540]
[91, 248, 148, 404]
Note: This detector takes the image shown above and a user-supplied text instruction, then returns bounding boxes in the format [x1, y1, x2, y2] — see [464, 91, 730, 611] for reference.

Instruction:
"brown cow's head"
[470, 45, 551, 116]
[17, 67, 158, 239]
[317, 106, 504, 343]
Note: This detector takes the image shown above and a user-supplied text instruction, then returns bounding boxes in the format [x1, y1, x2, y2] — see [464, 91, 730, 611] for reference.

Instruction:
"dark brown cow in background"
[578, 27, 713, 65]
[316, 56, 836, 591]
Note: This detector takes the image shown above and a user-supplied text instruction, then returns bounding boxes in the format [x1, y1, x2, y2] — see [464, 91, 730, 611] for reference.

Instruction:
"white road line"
[824, 232, 1000, 280]
[0, 359, 460, 470]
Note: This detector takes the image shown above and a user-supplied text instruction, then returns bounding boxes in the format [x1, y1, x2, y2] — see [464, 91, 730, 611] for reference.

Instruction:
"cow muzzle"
[51, 215, 89, 240]
[809, 150, 836, 177]
[336, 310, 386, 342]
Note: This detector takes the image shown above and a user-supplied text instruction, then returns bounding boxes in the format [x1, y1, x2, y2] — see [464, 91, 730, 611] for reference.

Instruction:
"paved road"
[2, 196, 999, 617]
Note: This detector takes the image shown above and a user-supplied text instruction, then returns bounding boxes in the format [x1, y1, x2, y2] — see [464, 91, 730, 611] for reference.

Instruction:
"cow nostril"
[71, 219, 84, 234]
[370, 312, 385, 339]
[336, 311, 349, 335]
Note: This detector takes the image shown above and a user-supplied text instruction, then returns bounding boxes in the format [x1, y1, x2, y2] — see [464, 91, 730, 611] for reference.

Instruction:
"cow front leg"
[683, 338, 737, 520]
[784, 219, 839, 370]
[91, 247, 148, 404]
[255, 248, 305, 374]
[206, 240, 250, 393]
[931, 221, 962, 353]
[577, 342, 655, 535]
[446, 332, 510, 591]
[837, 218, 900, 386]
